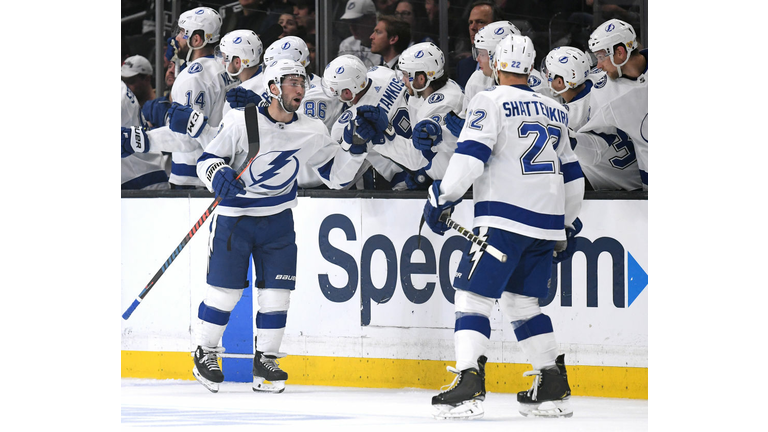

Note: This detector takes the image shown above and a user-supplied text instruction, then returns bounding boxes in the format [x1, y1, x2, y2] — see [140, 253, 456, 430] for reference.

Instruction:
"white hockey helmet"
[321, 55, 369, 102]
[398, 42, 445, 93]
[473, 21, 521, 61]
[543, 46, 590, 95]
[588, 19, 636, 75]
[263, 36, 311, 69]
[216, 30, 263, 77]
[263, 59, 308, 112]
[492, 34, 536, 84]
[176, 7, 222, 45]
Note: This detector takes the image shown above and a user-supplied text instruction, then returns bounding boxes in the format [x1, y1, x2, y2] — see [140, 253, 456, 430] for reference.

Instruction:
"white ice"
[121, 378, 647, 430]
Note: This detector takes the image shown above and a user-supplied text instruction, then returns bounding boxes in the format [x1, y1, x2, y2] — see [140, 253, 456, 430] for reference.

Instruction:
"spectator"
[454, 1, 503, 89]
[292, 0, 316, 37]
[370, 15, 411, 69]
[277, 12, 300, 38]
[121, 55, 155, 107]
[338, 0, 383, 68]
[394, 0, 434, 46]
[374, 0, 399, 15]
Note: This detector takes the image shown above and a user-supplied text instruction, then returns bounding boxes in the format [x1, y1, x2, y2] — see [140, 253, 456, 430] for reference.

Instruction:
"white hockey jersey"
[221, 64, 265, 119]
[167, 56, 240, 187]
[197, 106, 366, 217]
[568, 71, 642, 191]
[461, 69, 557, 114]
[440, 84, 575, 241]
[407, 78, 464, 180]
[121, 81, 169, 190]
[574, 50, 648, 190]
[330, 66, 428, 174]
[302, 73, 345, 132]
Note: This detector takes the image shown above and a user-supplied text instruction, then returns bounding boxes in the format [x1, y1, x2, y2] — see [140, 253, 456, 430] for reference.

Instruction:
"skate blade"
[252, 377, 286, 393]
[192, 367, 220, 393]
[432, 400, 484, 420]
[518, 399, 573, 418]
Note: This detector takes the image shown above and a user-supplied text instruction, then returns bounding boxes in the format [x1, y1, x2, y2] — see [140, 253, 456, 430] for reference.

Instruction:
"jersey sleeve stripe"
[455, 139, 492, 164]
[474, 201, 564, 231]
[561, 160, 583, 184]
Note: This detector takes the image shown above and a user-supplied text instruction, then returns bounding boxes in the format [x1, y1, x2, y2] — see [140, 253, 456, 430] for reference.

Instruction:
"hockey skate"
[517, 354, 573, 418]
[252, 350, 288, 393]
[431, 356, 487, 420]
[192, 346, 225, 393]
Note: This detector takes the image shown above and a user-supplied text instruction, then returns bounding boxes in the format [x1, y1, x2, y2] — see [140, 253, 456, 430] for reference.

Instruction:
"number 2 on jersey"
[518, 122, 561, 174]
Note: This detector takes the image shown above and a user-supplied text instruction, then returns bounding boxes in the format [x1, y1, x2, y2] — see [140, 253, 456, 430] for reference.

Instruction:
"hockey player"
[189, 59, 368, 393]
[571, 19, 648, 190]
[218, 30, 264, 119]
[543, 45, 642, 191]
[425, 34, 579, 420]
[398, 42, 463, 187]
[325, 55, 429, 187]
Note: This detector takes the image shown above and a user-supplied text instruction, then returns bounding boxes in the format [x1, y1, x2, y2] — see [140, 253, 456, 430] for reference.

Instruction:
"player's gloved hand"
[142, 98, 171, 129]
[226, 87, 263, 109]
[444, 111, 465, 138]
[423, 180, 462, 235]
[405, 168, 432, 190]
[553, 218, 583, 263]
[168, 102, 208, 138]
[412, 118, 443, 151]
[164, 38, 179, 63]
[353, 115, 379, 143]
[357, 105, 389, 133]
[211, 165, 246, 199]
[121, 126, 150, 158]
[342, 121, 368, 155]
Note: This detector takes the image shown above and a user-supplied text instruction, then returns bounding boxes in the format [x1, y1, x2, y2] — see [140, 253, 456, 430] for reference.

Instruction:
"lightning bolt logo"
[249, 149, 300, 191]
[467, 227, 489, 280]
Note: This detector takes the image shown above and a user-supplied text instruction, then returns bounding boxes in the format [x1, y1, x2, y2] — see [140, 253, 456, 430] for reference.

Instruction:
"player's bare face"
[280, 75, 306, 112]
[477, 50, 492, 77]
[594, 49, 618, 79]
[401, 71, 414, 95]
[175, 28, 190, 58]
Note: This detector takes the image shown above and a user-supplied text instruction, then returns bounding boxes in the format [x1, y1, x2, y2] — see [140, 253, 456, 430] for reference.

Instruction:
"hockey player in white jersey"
[217, 30, 264, 119]
[398, 42, 463, 187]
[325, 55, 428, 187]
[425, 34, 580, 420]
[190, 59, 368, 394]
[543, 45, 642, 191]
[571, 19, 648, 190]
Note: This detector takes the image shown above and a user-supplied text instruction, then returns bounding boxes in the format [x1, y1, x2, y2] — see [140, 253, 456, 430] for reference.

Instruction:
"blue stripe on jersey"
[220, 182, 298, 208]
[455, 140, 492, 164]
[198, 302, 231, 326]
[316, 158, 334, 181]
[640, 169, 648, 186]
[121, 170, 168, 190]
[561, 160, 583, 184]
[571, 80, 593, 103]
[455, 313, 491, 338]
[198, 152, 232, 165]
[474, 201, 564, 230]
[513, 313, 553, 342]
[255, 311, 288, 329]
[171, 162, 198, 177]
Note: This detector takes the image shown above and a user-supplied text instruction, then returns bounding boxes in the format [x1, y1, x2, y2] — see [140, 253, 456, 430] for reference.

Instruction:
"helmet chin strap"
[185, 38, 209, 63]
[609, 48, 631, 78]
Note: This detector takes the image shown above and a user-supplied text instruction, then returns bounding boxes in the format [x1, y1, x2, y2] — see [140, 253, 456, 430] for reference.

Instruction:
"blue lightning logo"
[467, 227, 489, 280]
[249, 149, 300, 190]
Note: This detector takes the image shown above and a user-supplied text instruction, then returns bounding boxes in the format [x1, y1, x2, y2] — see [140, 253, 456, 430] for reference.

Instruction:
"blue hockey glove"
[444, 111, 465, 138]
[412, 118, 443, 151]
[357, 105, 389, 133]
[164, 37, 179, 63]
[405, 168, 432, 190]
[121, 126, 150, 158]
[353, 115, 378, 143]
[142, 97, 171, 129]
[423, 180, 462, 235]
[211, 165, 246, 199]
[168, 102, 208, 138]
[553, 218, 583, 263]
[342, 121, 368, 155]
[226, 87, 263, 109]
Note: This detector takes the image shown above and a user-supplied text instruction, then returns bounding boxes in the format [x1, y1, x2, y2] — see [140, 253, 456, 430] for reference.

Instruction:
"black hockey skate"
[517, 353, 573, 418]
[431, 355, 487, 420]
[192, 346, 225, 393]
[252, 350, 288, 393]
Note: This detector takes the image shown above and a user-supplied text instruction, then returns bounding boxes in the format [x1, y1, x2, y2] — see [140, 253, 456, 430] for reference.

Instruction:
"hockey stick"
[439, 214, 508, 263]
[122, 103, 261, 320]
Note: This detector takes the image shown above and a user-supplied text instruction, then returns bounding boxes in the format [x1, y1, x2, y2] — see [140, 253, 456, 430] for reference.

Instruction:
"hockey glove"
[226, 87, 263, 109]
[164, 37, 179, 63]
[357, 105, 389, 133]
[142, 97, 171, 129]
[211, 165, 246, 199]
[342, 120, 368, 155]
[553, 218, 583, 263]
[424, 180, 462, 235]
[444, 111, 465, 138]
[405, 168, 433, 190]
[121, 126, 150, 158]
[412, 118, 443, 151]
[168, 102, 208, 138]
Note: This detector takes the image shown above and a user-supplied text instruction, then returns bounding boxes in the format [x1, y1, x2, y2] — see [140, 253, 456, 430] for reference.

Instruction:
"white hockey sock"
[255, 288, 291, 354]
[194, 286, 243, 347]
[513, 314, 558, 370]
[453, 290, 494, 371]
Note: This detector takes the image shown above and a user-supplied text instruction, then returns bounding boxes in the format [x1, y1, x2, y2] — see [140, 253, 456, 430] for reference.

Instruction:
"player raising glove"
[121, 126, 150, 158]
[207, 162, 246, 199]
[444, 111, 465, 138]
[167, 102, 208, 138]
[412, 118, 443, 151]
[357, 105, 390, 144]
[341, 119, 371, 155]
[553, 218, 583, 263]
[424, 180, 462, 235]
[226, 87, 264, 109]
